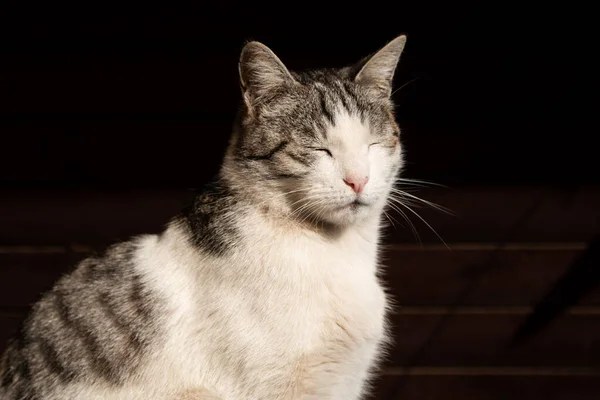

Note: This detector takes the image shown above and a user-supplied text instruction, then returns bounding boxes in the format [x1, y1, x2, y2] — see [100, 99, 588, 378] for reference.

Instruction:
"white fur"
[303, 110, 398, 227]
[52, 110, 399, 400]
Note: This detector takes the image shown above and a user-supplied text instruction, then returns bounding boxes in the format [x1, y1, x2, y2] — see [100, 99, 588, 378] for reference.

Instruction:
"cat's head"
[222, 36, 407, 228]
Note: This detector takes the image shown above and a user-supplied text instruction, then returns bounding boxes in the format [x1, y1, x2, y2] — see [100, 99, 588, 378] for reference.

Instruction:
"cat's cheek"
[369, 147, 392, 172]
[316, 158, 346, 190]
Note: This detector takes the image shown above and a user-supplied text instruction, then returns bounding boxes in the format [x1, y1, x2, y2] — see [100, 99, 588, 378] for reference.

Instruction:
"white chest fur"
[137, 215, 388, 400]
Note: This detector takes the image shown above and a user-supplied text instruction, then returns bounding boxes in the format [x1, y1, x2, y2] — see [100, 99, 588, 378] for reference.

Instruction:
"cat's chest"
[229, 235, 387, 356]
[163, 229, 387, 397]
[233, 237, 387, 396]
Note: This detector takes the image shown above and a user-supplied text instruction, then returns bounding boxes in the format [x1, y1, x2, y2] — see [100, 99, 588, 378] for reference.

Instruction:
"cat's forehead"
[256, 68, 394, 141]
[292, 68, 348, 84]
[325, 109, 371, 146]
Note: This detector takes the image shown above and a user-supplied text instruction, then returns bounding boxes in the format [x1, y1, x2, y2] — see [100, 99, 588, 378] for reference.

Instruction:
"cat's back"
[1, 206, 388, 399]
[0, 237, 168, 399]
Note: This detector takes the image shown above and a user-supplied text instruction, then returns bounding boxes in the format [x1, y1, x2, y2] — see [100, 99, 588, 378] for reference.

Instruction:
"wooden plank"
[393, 306, 600, 315]
[387, 243, 588, 251]
[1, 247, 598, 308]
[381, 247, 600, 306]
[0, 252, 85, 309]
[0, 189, 190, 245]
[383, 186, 600, 243]
[368, 375, 600, 400]
[386, 313, 600, 367]
[2, 317, 600, 400]
[1, 247, 600, 311]
[382, 366, 600, 376]
[0, 187, 599, 245]
[2, 305, 600, 367]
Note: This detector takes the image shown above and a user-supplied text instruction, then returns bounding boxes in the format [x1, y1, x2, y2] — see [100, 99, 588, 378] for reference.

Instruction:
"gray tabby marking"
[230, 65, 400, 194]
[244, 140, 289, 161]
[177, 183, 240, 257]
[0, 35, 407, 399]
[0, 242, 162, 398]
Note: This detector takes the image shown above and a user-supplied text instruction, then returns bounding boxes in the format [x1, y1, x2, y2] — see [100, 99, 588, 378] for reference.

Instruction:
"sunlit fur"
[224, 39, 406, 231]
[1, 36, 411, 400]
[224, 110, 402, 228]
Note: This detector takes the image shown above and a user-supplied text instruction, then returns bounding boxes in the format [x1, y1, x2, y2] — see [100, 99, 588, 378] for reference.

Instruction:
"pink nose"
[343, 176, 369, 194]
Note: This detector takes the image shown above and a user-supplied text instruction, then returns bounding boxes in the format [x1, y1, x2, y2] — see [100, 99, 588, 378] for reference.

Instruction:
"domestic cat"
[0, 35, 407, 399]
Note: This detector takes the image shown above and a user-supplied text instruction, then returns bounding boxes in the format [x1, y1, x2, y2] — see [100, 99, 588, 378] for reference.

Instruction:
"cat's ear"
[353, 35, 407, 99]
[238, 41, 296, 108]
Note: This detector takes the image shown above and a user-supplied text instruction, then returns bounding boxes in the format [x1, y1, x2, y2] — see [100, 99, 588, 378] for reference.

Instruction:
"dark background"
[1, 3, 596, 189]
[1, 3, 599, 399]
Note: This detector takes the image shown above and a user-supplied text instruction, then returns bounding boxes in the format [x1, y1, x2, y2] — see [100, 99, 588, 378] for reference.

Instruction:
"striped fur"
[1, 35, 407, 399]
[0, 241, 162, 399]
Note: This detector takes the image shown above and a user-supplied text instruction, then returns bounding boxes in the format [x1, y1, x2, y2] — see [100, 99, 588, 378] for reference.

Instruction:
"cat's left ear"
[353, 35, 407, 99]
[238, 41, 296, 109]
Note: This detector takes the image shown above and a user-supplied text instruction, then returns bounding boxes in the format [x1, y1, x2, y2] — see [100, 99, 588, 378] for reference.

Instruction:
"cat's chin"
[313, 201, 375, 228]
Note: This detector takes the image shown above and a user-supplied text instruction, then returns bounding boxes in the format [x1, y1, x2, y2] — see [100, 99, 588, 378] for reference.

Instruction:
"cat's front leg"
[330, 352, 380, 400]
[331, 374, 371, 400]
[174, 388, 222, 400]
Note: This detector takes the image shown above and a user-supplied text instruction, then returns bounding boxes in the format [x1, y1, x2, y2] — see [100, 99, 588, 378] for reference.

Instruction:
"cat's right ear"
[351, 35, 407, 99]
[238, 41, 296, 110]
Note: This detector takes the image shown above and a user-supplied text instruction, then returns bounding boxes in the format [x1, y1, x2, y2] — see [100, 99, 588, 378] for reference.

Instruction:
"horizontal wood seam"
[0, 242, 588, 254]
[381, 366, 600, 376]
[385, 243, 588, 251]
[392, 306, 600, 316]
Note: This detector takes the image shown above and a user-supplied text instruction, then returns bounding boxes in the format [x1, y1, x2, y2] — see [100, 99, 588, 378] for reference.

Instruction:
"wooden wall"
[1, 3, 599, 398]
[1, 187, 599, 398]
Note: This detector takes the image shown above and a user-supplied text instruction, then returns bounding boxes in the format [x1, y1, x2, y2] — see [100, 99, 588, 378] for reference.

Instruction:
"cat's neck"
[217, 176, 383, 245]
[172, 179, 383, 272]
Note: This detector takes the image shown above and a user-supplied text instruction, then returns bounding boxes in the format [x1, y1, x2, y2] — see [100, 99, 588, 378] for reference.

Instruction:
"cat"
[0, 35, 407, 399]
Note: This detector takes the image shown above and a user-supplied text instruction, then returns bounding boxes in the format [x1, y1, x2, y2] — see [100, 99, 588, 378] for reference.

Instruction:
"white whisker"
[254, 187, 315, 209]
[394, 177, 448, 188]
[386, 200, 421, 245]
[389, 196, 450, 249]
[391, 77, 420, 97]
[390, 188, 454, 216]
[382, 210, 398, 229]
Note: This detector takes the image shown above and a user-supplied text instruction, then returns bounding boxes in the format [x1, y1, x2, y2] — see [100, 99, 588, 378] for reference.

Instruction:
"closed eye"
[314, 148, 333, 157]
[369, 142, 382, 148]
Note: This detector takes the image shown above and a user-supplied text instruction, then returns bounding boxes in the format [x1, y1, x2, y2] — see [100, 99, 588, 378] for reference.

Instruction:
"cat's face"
[225, 36, 406, 227]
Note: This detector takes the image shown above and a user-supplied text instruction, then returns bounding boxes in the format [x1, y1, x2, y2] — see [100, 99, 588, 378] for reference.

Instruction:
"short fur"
[1, 35, 407, 399]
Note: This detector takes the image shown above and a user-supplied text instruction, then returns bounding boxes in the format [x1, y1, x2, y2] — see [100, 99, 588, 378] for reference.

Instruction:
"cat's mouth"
[341, 199, 369, 210]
